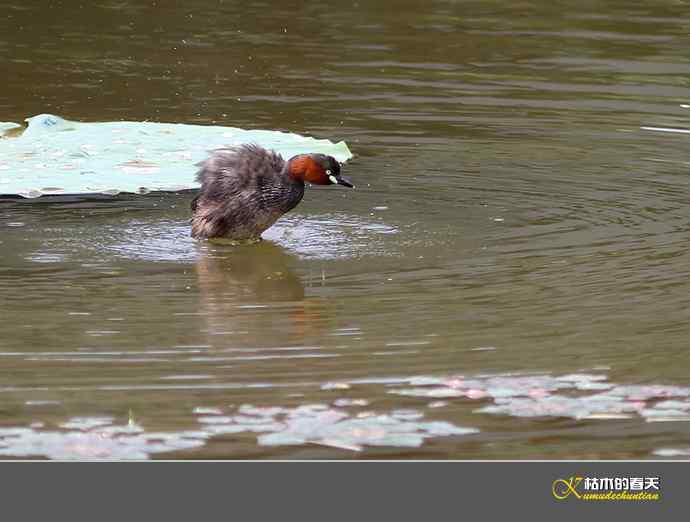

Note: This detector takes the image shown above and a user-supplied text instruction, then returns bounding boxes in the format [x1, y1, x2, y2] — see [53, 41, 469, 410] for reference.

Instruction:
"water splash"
[95, 213, 398, 263]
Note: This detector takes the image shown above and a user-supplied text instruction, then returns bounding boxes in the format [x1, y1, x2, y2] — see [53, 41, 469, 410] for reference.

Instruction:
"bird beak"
[335, 175, 354, 188]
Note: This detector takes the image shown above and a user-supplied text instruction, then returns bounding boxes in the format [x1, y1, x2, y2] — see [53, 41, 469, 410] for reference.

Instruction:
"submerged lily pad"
[0, 417, 208, 460]
[390, 372, 690, 422]
[192, 403, 477, 452]
[653, 448, 690, 458]
[0, 114, 353, 198]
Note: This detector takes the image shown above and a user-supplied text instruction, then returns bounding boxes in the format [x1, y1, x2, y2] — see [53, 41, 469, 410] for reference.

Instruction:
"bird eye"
[326, 169, 332, 175]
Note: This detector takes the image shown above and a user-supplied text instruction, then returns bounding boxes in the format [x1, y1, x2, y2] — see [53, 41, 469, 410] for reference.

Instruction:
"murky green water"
[2, 0, 690, 459]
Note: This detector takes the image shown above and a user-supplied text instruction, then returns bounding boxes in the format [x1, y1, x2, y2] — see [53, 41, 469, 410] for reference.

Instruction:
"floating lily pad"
[0, 114, 353, 198]
[191, 403, 477, 452]
[3, 372, 689, 459]
[0, 417, 208, 460]
[475, 395, 642, 420]
[390, 372, 690, 422]
[654, 448, 690, 458]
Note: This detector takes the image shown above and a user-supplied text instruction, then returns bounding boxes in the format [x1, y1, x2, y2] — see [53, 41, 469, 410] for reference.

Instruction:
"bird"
[191, 143, 353, 241]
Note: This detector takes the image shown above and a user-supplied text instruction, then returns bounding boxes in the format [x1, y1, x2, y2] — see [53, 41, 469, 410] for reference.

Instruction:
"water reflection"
[196, 240, 327, 343]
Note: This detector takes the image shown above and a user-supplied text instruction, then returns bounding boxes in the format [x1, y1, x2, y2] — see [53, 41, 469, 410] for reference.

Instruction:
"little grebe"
[191, 144, 353, 240]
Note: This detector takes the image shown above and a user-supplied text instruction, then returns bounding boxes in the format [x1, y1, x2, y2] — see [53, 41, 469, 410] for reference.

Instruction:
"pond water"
[1, 0, 690, 459]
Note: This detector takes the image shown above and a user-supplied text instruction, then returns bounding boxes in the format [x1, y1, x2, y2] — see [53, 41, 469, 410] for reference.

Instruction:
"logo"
[552, 475, 661, 501]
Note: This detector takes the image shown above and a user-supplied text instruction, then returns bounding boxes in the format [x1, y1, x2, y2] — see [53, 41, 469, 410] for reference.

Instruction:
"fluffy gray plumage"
[191, 144, 305, 240]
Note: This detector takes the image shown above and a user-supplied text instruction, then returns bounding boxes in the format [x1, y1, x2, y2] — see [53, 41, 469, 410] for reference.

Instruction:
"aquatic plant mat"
[3, 371, 690, 459]
[0, 114, 353, 198]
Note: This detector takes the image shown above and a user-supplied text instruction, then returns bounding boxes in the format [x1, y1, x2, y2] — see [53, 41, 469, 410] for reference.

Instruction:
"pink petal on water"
[528, 388, 549, 399]
[444, 378, 465, 389]
[466, 389, 488, 399]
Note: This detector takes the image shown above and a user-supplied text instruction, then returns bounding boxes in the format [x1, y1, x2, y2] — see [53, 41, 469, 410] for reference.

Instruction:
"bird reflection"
[195, 240, 326, 345]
